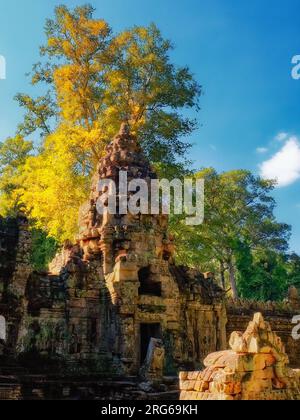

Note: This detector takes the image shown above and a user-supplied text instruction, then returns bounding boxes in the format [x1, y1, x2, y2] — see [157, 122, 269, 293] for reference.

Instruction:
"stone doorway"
[140, 323, 161, 365]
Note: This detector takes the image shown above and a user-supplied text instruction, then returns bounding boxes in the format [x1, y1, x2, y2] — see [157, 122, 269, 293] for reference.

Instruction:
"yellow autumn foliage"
[4, 5, 200, 243]
[18, 128, 90, 241]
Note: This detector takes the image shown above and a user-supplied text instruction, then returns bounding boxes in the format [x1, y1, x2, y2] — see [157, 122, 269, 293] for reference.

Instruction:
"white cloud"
[209, 144, 217, 151]
[256, 147, 268, 154]
[259, 137, 300, 187]
[275, 132, 288, 142]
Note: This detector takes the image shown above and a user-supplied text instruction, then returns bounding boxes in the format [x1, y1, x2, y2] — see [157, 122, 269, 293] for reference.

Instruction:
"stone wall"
[0, 216, 32, 358]
[226, 298, 300, 367]
[0, 217, 19, 299]
[17, 255, 226, 376]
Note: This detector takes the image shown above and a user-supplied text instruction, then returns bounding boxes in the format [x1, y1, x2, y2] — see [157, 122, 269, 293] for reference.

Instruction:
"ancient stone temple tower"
[72, 123, 227, 374]
[79, 122, 174, 287]
[0, 124, 226, 380]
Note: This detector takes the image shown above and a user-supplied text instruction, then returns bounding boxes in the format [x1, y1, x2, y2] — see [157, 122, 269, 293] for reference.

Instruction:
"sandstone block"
[251, 367, 274, 381]
[179, 371, 188, 381]
[180, 313, 300, 401]
[187, 371, 199, 380]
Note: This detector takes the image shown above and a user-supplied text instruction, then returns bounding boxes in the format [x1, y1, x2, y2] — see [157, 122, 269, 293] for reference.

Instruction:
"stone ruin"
[0, 124, 300, 400]
[139, 337, 165, 381]
[180, 313, 300, 400]
[226, 290, 300, 368]
[0, 124, 227, 399]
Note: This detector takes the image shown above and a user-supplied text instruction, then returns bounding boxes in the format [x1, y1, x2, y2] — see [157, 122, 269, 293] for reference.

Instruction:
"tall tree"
[173, 169, 291, 298]
[16, 4, 201, 166]
[11, 4, 201, 241]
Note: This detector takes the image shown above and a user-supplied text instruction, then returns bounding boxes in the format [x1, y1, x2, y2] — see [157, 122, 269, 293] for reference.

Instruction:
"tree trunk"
[228, 261, 238, 299]
[220, 261, 226, 290]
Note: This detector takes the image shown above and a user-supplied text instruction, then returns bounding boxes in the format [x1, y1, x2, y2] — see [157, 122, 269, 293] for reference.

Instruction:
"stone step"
[0, 372, 180, 400]
[0, 365, 29, 375]
[0, 382, 21, 400]
[147, 390, 180, 400]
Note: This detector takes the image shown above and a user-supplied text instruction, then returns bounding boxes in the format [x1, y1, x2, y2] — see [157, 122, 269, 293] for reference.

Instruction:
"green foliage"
[286, 253, 300, 290]
[0, 135, 33, 216]
[15, 93, 56, 137]
[173, 168, 291, 298]
[235, 241, 288, 301]
[30, 229, 58, 271]
[19, 319, 69, 354]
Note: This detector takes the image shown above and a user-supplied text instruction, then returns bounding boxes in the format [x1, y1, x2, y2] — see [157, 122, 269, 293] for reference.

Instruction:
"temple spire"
[119, 122, 130, 137]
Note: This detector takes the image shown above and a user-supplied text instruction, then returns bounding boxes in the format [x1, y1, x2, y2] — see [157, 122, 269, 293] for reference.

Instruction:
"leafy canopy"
[0, 135, 33, 215]
[172, 168, 291, 298]
[7, 4, 201, 241]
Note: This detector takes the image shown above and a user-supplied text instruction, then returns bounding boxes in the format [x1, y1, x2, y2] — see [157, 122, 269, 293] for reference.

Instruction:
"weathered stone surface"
[226, 298, 300, 368]
[179, 313, 300, 400]
[1, 124, 300, 400]
[0, 125, 226, 395]
[140, 338, 165, 381]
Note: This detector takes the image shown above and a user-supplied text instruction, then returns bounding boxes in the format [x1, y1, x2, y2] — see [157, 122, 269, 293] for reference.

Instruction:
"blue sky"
[0, 0, 300, 251]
